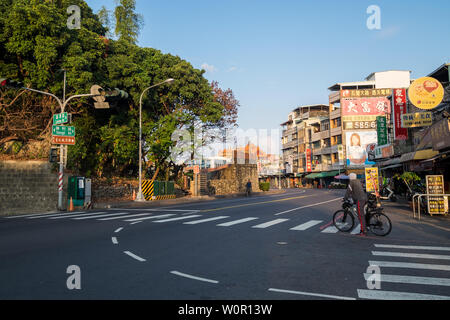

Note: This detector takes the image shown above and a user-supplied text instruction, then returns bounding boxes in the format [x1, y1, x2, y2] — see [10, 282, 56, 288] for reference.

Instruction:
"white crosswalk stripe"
[321, 226, 339, 234]
[358, 244, 450, 300]
[124, 214, 176, 222]
[217, 217, 259, 227]
[252, 219, 289, 229]
[73, 212, 134, 220]
[290, 220, 323, 231]
[49, 212, 109, 220]
[99, 213, 154, 221]
[184, 216, 230, 225]
[153, 215, 202, 223]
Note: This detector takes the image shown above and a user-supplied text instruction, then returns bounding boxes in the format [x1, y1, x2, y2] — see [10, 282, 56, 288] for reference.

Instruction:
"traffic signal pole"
[14, 86, 101, 210]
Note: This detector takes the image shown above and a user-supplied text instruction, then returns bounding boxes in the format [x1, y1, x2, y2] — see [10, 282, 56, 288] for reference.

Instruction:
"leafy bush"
[259, 182, 270, 192]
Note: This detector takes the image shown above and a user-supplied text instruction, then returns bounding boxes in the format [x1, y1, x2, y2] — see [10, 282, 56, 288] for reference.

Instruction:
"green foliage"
[259, 182, 270, 192]
[0, 0, 238, 179]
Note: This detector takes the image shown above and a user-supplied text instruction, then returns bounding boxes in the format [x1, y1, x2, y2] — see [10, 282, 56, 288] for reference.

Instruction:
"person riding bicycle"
[344, 173, 368, 236]
[246, 179, 252, 196]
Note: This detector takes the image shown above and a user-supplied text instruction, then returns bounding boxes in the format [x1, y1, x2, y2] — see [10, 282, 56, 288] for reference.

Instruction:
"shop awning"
[381, 164, 403, 170]
[305, 173, 320, 179]
[335, 174, 349, 180]
[320, 171, 341, 178]
[400, 149, 440, 163]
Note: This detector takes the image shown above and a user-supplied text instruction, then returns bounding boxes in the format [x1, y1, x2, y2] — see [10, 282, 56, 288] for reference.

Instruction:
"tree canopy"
[0, 0, 239, 181]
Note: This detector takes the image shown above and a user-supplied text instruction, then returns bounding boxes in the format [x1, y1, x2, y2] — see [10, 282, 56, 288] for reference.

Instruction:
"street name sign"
[52, 136, 76, 146]
[53, 113, 69, 125]
[52, 125, 75, 137]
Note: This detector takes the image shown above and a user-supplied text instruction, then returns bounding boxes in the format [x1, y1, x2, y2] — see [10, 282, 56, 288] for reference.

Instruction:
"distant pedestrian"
[246, 179, 252, 197]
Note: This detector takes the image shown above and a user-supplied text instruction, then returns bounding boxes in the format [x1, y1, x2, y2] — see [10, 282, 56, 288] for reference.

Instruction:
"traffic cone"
[132, 189, 136, 201]
[69, 197, 74, 212]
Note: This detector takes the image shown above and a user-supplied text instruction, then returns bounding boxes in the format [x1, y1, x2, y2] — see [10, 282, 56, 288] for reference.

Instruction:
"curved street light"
[136, 78, 175, 202]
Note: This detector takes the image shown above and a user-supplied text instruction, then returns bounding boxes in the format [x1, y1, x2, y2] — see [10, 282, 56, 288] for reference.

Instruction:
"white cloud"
[228, 66, 238, 72]
[201, 63, 217, 73]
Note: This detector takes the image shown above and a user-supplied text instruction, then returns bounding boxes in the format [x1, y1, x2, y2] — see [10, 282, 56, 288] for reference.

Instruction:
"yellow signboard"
[401, 112, 433, 128]
[408, 77, 444, 110]
[365, 167, 379, 193]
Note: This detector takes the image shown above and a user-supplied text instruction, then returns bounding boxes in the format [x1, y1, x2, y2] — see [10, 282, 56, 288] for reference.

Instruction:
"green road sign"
[377, 116, 387, 146]
[53, 113, 69, 125]
[52, 125, 75, 137]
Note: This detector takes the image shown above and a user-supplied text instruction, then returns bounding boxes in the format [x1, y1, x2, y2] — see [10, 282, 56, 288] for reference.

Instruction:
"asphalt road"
[1, 189, 449, 300]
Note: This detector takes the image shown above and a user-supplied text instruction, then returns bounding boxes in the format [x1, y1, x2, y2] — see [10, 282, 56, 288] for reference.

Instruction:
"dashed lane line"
[170, 271, 219, 284]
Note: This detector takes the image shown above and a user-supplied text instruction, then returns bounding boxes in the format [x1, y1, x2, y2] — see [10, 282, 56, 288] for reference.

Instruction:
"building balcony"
[330, 126, 342, 136]
[311, 130, 330, 142]
[330, 108, 341, 119]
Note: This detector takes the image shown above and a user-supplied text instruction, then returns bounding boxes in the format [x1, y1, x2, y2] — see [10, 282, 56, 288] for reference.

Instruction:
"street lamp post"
[135, 78, 175, 202]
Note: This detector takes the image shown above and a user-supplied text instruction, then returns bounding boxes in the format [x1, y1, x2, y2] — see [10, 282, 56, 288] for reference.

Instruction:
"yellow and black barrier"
[142, 180, 176, 201]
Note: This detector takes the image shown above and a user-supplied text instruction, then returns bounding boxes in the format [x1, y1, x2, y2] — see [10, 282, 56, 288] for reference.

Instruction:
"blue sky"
[86, 0, 450, 134]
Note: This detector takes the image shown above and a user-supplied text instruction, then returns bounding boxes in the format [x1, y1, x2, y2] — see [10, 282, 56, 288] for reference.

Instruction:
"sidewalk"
[383, 197, 450, 223]
[92, 189, 287, 210]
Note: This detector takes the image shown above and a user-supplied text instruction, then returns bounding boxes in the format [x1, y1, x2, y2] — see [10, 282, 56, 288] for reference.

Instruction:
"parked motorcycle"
[380, 185, 397, 202]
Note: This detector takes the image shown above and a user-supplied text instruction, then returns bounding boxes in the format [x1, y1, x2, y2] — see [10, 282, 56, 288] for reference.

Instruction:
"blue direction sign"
[52, 125, 75, 137]
[53, 112, 69, 125]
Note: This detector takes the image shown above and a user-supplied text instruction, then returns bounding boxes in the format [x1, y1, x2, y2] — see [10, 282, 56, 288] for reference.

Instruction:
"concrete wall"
[0, 161, 63, 216]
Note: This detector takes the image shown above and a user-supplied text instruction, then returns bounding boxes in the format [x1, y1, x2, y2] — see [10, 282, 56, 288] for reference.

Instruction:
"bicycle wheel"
[333, 210, 354, 233]
[368, 213, 392, 236]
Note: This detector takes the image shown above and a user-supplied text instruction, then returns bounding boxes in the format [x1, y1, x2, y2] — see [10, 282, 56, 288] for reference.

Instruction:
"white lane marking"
[372, 251, 450, 261]
[73, 212, 133, 220]
[357, 289, 450, 300]
[322, 226, 339, 234]
[217, 217, 259, 227]
[49, 212, 109, 220]
[269, 288, 356, 300]
[26, 212, 86, 219]
[99, 213, 154, 221]
[115, 227, 123, 233]
[290, 220, 323, 231]
[369, 260, 450, 272]
[123, 251, 146, 262]
[363, 273, 450, 287]
[183, 216, 230, 225]
[112, 237, 118, 245]
[153, 215, 202, 223]
[130, 221, 143, 225]
[275, 198, 342, 216]
[125, 214, 176, 222]
[170, 271, 219, 284]
[375, 244, 450, 252]
[252, 219, 289, 229]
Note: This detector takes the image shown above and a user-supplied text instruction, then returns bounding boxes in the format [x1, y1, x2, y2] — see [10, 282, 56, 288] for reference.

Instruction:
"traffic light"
[49, 147, 59, 163]
[105, 88, 129, 101]
[0, 78, 23, 89]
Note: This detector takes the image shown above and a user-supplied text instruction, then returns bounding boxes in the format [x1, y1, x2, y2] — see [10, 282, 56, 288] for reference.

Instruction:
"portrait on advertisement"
[346, 131, 378, 167]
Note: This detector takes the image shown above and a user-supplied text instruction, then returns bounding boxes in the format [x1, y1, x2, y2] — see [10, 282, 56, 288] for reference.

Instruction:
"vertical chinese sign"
[426, 175, 447, 215]
[306, 148, 312, 173]
[393, 88, 408, 140]
[376, 116, 387, 145]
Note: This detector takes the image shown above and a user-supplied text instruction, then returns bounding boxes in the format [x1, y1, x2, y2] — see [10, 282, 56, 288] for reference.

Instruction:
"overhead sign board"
[426, 175, 447, 215]
[401, 112, 433, 128]
[341, 89, 392, 99]
[408, 77, 444, 110]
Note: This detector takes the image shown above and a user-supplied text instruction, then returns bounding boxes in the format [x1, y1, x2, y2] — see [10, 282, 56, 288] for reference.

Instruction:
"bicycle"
[333, 198, 392, 237]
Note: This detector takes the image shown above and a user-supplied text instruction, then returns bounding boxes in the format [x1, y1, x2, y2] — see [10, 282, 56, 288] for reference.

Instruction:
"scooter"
[380, 185, 397, 202]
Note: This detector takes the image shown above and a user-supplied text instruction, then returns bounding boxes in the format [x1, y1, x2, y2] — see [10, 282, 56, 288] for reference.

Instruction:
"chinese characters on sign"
[341, 89, 392, 99]
[408, 77, 445, 110]
[426, 175, 447, 215]
[52, 136, 76, 146]
[341, 97, 391, 117]
[401, 112, 433, 128]
[365, 167, 380, 193]
[306, 148, 312, 173]
[393, 88, 408, 140]
[376, 116, 388, 146]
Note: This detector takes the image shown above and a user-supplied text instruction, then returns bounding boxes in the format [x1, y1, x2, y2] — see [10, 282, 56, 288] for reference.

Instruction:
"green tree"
[114, 0, 143, 44]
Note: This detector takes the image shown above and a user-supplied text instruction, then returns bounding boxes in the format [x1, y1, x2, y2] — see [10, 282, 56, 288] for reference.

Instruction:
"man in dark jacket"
[345, 173, 368, 235]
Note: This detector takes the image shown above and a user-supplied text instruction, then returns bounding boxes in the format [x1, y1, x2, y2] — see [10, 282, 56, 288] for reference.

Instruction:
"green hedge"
[259, 182, 270, 192]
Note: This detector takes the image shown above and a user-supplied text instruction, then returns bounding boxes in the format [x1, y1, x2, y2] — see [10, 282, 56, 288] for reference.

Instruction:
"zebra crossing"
[2, 209, 352, 235]
[357, 244, 450, 300]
